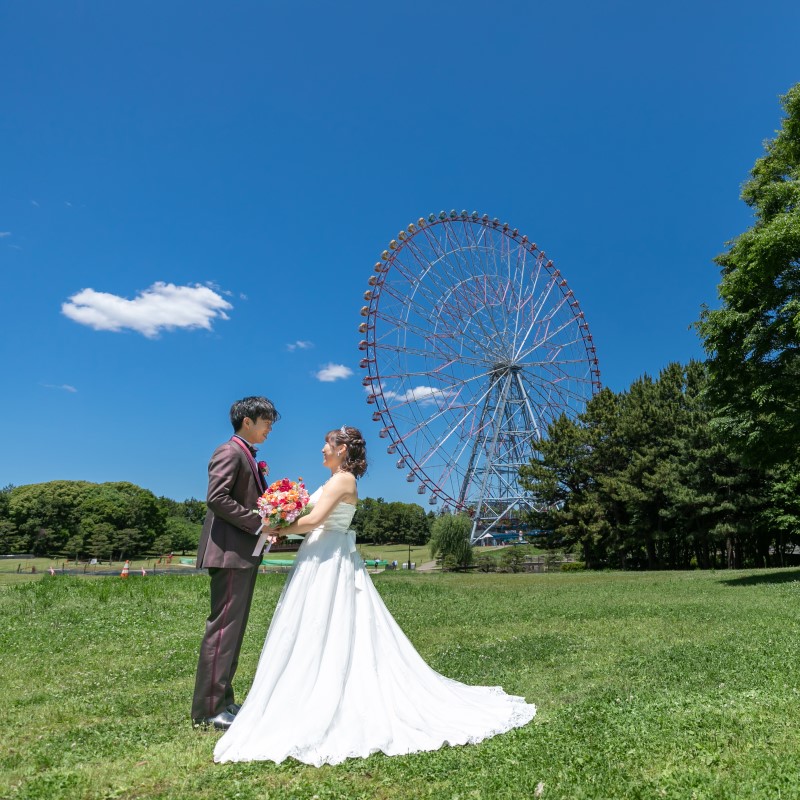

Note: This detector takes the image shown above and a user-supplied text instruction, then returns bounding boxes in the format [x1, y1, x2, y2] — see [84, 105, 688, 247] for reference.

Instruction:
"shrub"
[500, 547, 526, 573]
[561, 561, 586, 572]
[475, 554, 495, 573]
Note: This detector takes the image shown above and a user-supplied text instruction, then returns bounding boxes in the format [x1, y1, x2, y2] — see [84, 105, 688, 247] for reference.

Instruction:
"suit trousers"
[192, 566, 259, 720]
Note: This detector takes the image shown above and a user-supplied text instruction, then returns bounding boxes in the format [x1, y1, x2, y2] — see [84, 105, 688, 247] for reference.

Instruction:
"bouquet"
[252, 478, 311, 556]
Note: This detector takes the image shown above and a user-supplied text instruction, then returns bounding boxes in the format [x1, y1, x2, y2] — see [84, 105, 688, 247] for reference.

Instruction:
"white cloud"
[287, 340, 314, 351]
[42, 383, 77, 393]
[0, 232, 10, 238]
[315, 363, 353, 382]
[62, 282, 233, 338]
[383, 385, 453, 404]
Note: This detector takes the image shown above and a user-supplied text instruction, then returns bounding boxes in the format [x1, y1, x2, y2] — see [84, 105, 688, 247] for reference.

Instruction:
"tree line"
[520, 362, 798, 569]
[350, 498, 434, 546]
[0, 480, 437, 559]
[0, 481, 205, 560]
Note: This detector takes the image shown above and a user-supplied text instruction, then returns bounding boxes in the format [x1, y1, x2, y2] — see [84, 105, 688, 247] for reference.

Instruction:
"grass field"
[356, 543, 436, 567]
[0, 545, 432, 588]
[2, 568, 800, 799]
[0, 557, 198, 586]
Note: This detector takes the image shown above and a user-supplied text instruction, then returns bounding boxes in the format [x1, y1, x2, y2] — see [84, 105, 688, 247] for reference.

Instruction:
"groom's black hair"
[230, 396, 280, 431]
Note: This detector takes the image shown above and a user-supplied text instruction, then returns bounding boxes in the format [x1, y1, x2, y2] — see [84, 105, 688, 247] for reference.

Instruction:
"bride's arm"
[278, 472, 357, 535]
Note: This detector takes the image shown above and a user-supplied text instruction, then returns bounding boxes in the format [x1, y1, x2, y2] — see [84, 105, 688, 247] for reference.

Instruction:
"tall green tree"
[429, 514, 473, 569]
[697, 84, 800, 468]
[520, 388, 626, 568]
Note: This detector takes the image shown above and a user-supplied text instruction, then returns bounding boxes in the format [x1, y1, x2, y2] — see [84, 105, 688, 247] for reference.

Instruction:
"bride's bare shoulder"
[328, 471, 357, 503]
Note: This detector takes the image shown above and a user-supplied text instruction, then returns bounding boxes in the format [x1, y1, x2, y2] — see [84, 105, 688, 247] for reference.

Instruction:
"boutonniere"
[258, 460, 270, 478]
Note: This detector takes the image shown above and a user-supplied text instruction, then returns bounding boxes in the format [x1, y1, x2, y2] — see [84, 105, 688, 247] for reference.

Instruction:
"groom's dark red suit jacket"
[196, 441, 264, 569]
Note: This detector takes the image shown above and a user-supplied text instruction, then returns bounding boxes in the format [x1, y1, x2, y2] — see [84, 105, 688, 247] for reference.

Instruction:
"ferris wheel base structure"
[359, 210, 600, 543]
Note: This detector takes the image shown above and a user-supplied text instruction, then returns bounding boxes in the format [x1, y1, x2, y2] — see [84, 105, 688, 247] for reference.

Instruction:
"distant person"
[213, 425, 536, 765]
[191, 396, 280, 731]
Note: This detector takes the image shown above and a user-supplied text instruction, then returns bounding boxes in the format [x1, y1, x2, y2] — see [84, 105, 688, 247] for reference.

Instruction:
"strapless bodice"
[306, 487, 357, 537]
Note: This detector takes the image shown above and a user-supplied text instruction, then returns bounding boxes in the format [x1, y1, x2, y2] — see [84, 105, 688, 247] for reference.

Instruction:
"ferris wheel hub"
[490, 361, 521, 376]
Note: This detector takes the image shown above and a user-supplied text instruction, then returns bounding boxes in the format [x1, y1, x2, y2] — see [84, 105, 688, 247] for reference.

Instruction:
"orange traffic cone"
[120, 560, 130, 579]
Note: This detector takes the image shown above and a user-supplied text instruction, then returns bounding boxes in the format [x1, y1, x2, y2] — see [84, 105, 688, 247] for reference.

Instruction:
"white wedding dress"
[214, 488, 536, 766]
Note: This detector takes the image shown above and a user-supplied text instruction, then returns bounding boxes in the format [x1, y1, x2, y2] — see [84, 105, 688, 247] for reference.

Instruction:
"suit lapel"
[230, 436, 265, 492]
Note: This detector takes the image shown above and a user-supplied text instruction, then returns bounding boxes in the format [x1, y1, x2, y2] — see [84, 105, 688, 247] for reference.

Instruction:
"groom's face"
[241, 416, 273, 445]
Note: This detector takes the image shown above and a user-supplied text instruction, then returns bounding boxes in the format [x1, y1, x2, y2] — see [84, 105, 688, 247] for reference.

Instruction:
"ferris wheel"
[359, 210, 600, 537]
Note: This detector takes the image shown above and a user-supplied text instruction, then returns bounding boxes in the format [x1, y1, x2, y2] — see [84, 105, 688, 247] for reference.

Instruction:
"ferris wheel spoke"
[416, 379, 496, 450]
[409, 382, 496, 473]
[517, 359, 595, 379]
[443, 221, 490, 290]
[534, 374, 595, 404]
[436, 222, 484, 286]
[448, 278, 522, 354]
[462, 231, 520, 345]
[400, 245, 488, 338]
[520, 371, 590, 415]
[376, 365, 488, 389]
[516, 318, 583, 364]
[458, 231, 507, 324]
[379, 366, 496, 416]
[508, 247, 529, 356]
[401, 233, 468, 296]
[407, 248, 494, 341]
[384, 395, 477, 457]
[393, 249, 503, 362]
[533, 288, 571, 329]
[373, 308, 464, 360]
[378, 278, 451, 328]
[530, 274, 562, 323]
[406, 227, 470, 294]
[374, 336, 459, 375]
[410, 226, 523, 355]
[385, 254, 462, 319]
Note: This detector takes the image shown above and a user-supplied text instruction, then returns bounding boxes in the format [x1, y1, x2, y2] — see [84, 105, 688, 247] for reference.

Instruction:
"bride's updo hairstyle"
[328, 426, 368, 479]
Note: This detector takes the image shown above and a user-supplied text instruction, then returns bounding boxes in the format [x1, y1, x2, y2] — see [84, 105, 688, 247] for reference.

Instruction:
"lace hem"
[215, 697, 536, 767]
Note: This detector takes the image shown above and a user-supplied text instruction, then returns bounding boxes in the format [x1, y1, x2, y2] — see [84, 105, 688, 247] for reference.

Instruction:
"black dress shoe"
[227, 703, 241, 716]
[192, 710, 235, 730]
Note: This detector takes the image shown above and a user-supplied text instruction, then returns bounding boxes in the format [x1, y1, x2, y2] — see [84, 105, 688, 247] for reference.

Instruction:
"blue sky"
[1, 1, 798, 504]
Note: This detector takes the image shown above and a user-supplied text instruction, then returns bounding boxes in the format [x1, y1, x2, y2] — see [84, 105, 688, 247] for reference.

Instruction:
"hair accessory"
[340, 425, 347, 434]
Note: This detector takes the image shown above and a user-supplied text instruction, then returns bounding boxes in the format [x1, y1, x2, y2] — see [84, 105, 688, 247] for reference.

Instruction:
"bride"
[213, 426, 536, 766]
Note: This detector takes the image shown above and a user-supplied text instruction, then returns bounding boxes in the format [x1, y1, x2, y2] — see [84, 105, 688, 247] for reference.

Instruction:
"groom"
[191, 395, 280, 730]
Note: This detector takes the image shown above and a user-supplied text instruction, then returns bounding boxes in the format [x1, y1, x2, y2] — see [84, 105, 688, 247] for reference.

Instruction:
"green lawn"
[0, 556, 197, 586]
[2, 569, 800, 799]
[356, 542, 434, 567]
